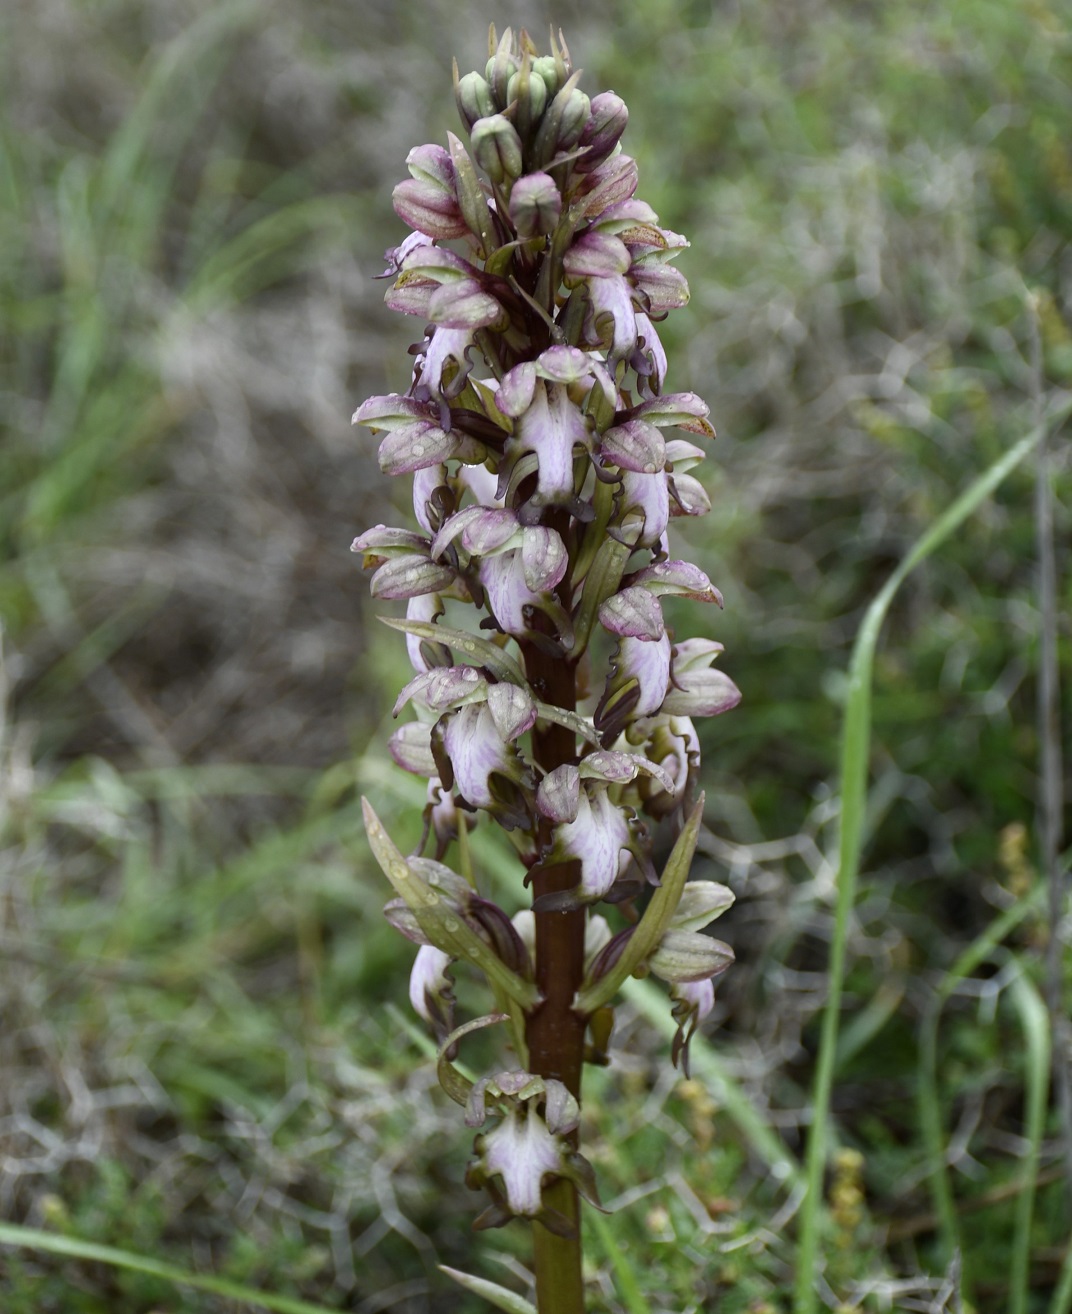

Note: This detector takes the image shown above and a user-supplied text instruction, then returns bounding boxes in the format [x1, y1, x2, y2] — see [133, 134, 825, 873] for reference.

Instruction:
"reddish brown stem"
[521, 638, 587, 1314]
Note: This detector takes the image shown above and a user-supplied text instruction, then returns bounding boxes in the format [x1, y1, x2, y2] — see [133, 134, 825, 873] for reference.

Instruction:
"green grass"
[2, 0, 1070, 1310]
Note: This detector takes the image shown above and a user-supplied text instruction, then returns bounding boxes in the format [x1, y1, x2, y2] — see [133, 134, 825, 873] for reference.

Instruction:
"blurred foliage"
[1, 0, 1070, 1310]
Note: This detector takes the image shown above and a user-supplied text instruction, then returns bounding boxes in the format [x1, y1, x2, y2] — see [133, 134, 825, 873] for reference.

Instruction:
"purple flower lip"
[480, 550, 575, 649]
[584, 272, 638, 366]
[408, 943, 455, 1036]
[442, 703, 515, 809]
[595, 630, 672, 741]
[500, 381, 592, 517]
[463, 1069, 599, 1225]
[550, 786, 631, 903]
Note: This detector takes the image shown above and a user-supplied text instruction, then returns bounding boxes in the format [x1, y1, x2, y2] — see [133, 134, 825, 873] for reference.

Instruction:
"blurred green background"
[1, 0, 1070, 1310]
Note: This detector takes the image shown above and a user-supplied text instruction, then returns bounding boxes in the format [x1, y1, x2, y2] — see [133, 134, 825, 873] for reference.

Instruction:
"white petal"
[482, 1109, 563, 1216]
[443, 704, 509, 807]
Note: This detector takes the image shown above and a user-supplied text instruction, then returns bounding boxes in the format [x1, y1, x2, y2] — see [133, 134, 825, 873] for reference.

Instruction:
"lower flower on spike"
[464, 1072, 601, 1234]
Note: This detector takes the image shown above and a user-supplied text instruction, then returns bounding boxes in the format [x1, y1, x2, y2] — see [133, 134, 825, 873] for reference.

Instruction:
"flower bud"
[508, 171, 562, 237]
[562, 230, 631, 279]
[470, 114, 524, 185]
[456, 71, 496, 130]
[507, 67, 547, 123]
[672, 880, 735, 932]
[661, 641, 742, 718]
[598, 586, 665, 641]
[369, 554, 456, 601]
[468, 898, 533, 978]
[555, 87, 591, 151]
[536, 764, 580, 824]
[600, 419, 666, 474]
[576, 91, 629, 171]
[627, 559, 724, 606]
[392, 144, 467, 240]
[649, 929, 735, 985]
[530, 55, 560, 98]
[486, 38, 519, 108]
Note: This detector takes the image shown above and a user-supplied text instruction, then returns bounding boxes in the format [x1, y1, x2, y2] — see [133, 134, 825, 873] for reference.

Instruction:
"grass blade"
[621, 976, 804, 1191]
[587, 1209, 650, 1314]
[0, 1222, 343, 1314]
[793, 401, 1072, 1314]
[439, 1264, 538, 1314]
[1051, 1229, 1072, 1314]
[1009, 973, 1051, 1314]
[917, 885, 1047, 1280]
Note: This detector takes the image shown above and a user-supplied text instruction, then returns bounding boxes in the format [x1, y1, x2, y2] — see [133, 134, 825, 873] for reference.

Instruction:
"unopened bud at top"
[456, 71, 496, 130]
[530, 55, 560, 98]
[471, 114, 524, 185]
[507, 67, 548, 124]
[486, 41, 519, 107]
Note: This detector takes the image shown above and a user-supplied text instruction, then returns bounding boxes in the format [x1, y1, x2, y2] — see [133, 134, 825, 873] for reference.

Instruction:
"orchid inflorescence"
[352, 24, 740, 1257]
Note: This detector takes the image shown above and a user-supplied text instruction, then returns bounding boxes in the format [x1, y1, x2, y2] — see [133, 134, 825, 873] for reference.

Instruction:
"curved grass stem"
[792, 404, 1072, 1314]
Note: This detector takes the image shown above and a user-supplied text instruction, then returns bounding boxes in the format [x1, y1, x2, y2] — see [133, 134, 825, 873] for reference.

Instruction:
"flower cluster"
[354, 26, 739, 1232]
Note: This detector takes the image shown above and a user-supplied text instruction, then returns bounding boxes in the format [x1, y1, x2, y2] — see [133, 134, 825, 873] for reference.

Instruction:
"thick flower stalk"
[353, 27, 740, 1312]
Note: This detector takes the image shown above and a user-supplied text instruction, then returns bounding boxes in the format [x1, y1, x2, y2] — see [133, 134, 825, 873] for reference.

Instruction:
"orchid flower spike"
[351, 25, 741, 1273]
